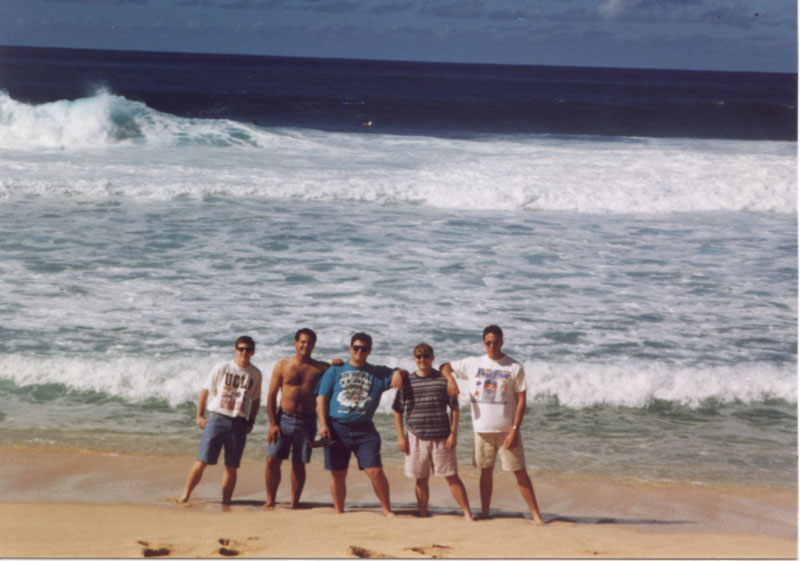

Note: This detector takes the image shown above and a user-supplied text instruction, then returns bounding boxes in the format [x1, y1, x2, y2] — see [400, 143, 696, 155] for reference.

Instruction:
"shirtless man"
[265, 328, 331, 509]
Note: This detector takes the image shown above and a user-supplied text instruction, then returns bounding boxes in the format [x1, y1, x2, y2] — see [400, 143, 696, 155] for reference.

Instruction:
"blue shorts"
[324, 419, 382, 471]
[266, 410, 317, 463]
[197, 413, 249, 468]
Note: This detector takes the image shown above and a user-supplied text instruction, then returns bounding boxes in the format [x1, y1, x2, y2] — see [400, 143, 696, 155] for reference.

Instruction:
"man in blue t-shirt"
[316, 332, 406, 516]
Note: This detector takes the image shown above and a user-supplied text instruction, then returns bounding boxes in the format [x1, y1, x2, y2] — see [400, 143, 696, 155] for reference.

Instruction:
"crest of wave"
[523, 360, 797, 408]
[0, 90, 127, 149]
[0, 90, 264, 150]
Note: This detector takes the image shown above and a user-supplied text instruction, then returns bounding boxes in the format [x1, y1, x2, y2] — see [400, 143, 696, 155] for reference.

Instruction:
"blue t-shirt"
[316, 362, 394, 424]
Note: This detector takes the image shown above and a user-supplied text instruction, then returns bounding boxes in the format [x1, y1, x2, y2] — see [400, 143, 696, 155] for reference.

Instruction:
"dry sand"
[0, 445, 796, 559]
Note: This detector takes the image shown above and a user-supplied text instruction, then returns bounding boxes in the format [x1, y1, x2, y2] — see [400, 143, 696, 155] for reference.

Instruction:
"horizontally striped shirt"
[392, 370, 458, 440]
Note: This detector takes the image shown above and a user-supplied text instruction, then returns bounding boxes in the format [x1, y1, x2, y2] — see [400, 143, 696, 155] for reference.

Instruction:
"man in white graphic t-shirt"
[180, 335, 263, 505]
[441, 325, 545, 524]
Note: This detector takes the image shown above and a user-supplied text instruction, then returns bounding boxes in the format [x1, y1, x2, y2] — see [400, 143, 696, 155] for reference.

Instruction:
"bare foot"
[463, 512, 475, 521]
[382, 510, 396, 518]
[263, 502, 275, 511]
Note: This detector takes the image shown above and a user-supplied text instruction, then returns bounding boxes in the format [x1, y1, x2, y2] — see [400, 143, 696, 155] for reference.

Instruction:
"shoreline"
[0, 445, 796, 559]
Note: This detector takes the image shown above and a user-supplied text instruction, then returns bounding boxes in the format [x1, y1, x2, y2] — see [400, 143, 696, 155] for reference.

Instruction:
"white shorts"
[404, 431, 458, 479]
[473, 431, 526, 471]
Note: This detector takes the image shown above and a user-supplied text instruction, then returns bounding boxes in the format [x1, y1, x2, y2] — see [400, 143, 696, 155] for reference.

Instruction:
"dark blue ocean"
[1, 45, 796, 139]
[0, 46, 796, 488]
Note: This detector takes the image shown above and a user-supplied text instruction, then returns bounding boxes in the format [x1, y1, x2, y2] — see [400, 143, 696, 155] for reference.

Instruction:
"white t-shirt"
[449, 354, 526, 433]
[203, 360, 263, 419]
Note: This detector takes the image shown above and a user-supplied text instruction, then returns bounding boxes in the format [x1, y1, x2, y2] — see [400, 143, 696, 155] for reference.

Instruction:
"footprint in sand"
[349, 545, 393, 558]
[137, 540, 172, 558]
[217, 538, 240, 557]
[405, 544, 453, 558]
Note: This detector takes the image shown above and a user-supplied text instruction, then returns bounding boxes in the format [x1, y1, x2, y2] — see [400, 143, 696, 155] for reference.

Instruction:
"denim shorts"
[266, 410, 317, 463]
[324, 419, 382, 471]
[197, 412, 249, 468]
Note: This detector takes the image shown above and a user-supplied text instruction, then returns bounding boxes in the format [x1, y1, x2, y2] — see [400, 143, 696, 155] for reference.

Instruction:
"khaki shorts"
[473, 431, 525, 471]
[404, 431, 458, 479]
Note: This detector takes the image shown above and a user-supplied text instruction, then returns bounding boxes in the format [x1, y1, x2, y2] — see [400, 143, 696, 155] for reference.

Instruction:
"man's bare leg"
[265, 456, 282, 509]
[479, 467, 493, 519]
[514, 469, 545, 525]
[290, 459, 306, 508]
[414, 477, 430, 517]
[330, 469, 347, 513]
[445, 474, 473, 520]
[364, 467, 394, 517]
[221, 465, 237, 505]
[179, 460, 207, 503]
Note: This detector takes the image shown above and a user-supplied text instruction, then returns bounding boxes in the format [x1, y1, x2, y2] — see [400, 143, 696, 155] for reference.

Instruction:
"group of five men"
[179, 326, 544, 524]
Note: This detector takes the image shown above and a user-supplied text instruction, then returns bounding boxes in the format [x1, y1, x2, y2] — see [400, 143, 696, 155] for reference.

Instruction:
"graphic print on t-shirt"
[336, 370, 373, 414]
[472, 367, 511, 403]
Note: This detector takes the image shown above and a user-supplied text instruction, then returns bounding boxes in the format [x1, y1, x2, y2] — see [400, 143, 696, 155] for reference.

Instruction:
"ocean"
[0, 46, 796, 489]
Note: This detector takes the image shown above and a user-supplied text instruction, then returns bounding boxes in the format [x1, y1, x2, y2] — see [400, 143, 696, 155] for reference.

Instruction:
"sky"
[1, 0, 797, 72]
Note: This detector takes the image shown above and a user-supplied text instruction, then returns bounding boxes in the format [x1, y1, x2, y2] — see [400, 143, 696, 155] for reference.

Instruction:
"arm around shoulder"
[439, 363, 460, 397]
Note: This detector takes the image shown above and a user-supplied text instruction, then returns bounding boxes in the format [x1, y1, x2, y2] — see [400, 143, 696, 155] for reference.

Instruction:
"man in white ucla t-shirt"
[180, 335, 263, 505]
[441, 325, 544, 524]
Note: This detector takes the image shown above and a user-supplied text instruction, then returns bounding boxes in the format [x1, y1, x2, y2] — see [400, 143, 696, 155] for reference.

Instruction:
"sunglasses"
[352, 345, 370, 353]
[414, 353, 432, 359]
[236, 346, 253, 353]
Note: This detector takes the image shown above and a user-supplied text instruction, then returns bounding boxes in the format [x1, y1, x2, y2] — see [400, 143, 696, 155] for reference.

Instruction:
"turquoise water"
[0, 50, 796, 488]
[0, 195, 795, 487]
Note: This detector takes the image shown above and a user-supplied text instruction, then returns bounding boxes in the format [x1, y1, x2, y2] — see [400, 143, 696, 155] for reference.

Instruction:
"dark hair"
[235, 335, 255, 351]
[413, 343, 434, 356]
[295, 328, 317, 345]
[350, 332, 373, 349]
[482, 325, 503, 340]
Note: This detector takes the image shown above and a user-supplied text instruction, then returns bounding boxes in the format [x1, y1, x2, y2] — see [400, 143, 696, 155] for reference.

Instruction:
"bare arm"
[266, 363, 283, 444]
[390, 368, 408, 390]
[504, 390, 526, 449]
[195, 389, 209, 429]
[316, 394, 331, 439]
[393, 411, 408, 454]
[247, 399, 260, 434]
[439, 363, 460, 398]
[445, 406, 459, 450]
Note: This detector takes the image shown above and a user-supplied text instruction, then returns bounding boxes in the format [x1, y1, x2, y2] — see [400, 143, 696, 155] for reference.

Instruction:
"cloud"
[596, 0, 708, 21]
[487, 5, 542, 21]
[368, 1, 413, 15]
[420, 0, 485, 19]
[309, 1, 360, 13]
[597, 0, 640, 19]
[43, 0, 146, 4]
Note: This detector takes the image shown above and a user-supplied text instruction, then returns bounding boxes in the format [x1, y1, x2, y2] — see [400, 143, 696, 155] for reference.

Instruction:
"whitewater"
[0, 84, 796, 486]
[0, 92, 795, 213]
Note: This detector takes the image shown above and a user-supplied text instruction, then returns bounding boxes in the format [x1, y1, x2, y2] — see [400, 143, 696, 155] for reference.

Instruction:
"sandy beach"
[0, 445, 796, 559]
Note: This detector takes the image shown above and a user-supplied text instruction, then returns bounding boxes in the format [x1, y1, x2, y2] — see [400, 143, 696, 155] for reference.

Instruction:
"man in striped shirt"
[392, 343, 473, 520]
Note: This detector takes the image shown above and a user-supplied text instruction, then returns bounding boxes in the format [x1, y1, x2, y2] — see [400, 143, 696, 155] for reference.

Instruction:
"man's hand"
[196, 415, 207, 430]
[446, 377, 459, 398]
[246, 420, 256, 434]
[445, 432, 457, 450]
[390, 369, 408, 390]
[397, 433, 409, 454]
[267, 423, 282, 444]
[503, 428, 520, 449]
[319, 423, 331, 440]
[329, 358, 344, 366]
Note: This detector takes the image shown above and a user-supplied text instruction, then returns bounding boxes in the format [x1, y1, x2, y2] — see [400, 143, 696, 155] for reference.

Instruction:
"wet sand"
[0, 445, 796, 558]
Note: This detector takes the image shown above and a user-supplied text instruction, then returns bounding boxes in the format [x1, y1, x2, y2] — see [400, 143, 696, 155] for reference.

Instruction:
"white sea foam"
[0, 354, 794, 410]
[0, 92, 795, 213]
